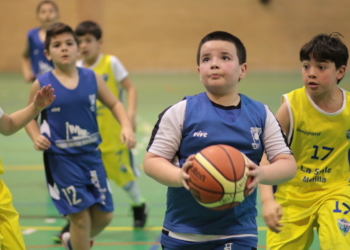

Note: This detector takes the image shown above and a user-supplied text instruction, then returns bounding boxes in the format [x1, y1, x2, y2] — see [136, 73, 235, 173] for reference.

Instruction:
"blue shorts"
[161, 230, 257, 250]
[43, 150, 113, 215]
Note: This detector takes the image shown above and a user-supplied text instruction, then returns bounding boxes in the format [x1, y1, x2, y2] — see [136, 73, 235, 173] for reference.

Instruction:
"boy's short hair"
[75, 21, 102, 40]
[44, 22, 79, 51]
[300, 32, 349, 69]
[36, 0, 59, 13]
[196, 31, 246, 66]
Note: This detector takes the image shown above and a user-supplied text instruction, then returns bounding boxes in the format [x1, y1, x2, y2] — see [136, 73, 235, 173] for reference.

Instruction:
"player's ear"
[198, 67, 203, 82]
[336, 65, 346, 81]
[239, 63, 247, 81]
[44, 49, 51, 61]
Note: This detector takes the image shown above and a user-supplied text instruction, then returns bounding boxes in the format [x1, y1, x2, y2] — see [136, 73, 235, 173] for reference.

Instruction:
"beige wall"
[1, 0, 350, 72]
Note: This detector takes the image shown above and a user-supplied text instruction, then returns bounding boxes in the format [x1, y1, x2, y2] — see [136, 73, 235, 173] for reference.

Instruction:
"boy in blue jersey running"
[21, 0, 58, 82]
[0, 85, 55, 250]
[25, 22, 135, 250]
[261, 33, 350, 250]
[144, 31, 297, 250]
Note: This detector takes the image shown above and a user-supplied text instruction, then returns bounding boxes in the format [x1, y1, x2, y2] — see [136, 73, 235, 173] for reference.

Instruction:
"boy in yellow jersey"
[0, 85, 55, 250]
[73, 20, 147, 229]
[260, 33, 350, 249]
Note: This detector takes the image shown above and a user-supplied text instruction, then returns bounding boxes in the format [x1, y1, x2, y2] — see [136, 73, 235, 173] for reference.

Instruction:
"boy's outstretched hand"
[33, 84, 56, 110]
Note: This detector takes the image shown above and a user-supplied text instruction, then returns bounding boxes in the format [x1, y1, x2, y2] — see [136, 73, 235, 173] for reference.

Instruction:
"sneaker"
[61, 232, 72, 250]
[52, 222, 70, 244]
[132, 202, 148, 228]
[61, 232, 94, 249]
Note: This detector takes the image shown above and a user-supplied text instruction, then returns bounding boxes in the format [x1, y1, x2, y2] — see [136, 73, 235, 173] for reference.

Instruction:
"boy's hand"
[120, 127, 136, 149]
[34, 135, 51, 151]
[179, 155, 194, 190]
[33, 85, 56, 111]
[245, 156, 260, 195]
[262, 200, 283, 233]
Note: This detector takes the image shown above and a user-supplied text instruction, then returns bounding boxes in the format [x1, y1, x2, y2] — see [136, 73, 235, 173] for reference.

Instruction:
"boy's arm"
[259, 102, 295, 185]
[120, 77, 137, 131]
[259, 101, 291, 232]
[144, 152, 192, 188]
[259, 154, 283, 233]
[1, 81, 55, 136]
[21, 40, 35, 83]
[95, 73, 135, 149]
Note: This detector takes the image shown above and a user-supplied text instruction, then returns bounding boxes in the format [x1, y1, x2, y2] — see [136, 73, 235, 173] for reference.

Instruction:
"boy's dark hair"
[196, 31, 246, 66]
[75, 21, 102, 40]
[300, 32, 348, 83]
[44, 22, 79, 51]
[36, 0, 59, 13]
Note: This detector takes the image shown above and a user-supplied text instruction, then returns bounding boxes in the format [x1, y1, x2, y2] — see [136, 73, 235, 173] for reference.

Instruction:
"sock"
[122, 180, 143, 205]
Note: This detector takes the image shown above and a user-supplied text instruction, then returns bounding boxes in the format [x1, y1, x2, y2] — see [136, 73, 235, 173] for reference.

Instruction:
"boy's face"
[198, 40, 247, 96]
[301, 58, 346, 95]
[37, 3, 58, 29]
[45, 33, 79, 66]
[77, 34, 101, 61]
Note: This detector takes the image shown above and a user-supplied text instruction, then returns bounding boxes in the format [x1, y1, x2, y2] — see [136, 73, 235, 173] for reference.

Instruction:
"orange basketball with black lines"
[188, 144, 252, 210]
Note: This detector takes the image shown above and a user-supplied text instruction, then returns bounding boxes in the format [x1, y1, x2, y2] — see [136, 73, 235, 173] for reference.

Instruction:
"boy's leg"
[317, 199, 350, 250]
[0, 180, 26, 250]
[102, 150, 148, 227]
[89, 204, 114, 237]
[68, 209, 92, 249]
[266, 215, 315, 250]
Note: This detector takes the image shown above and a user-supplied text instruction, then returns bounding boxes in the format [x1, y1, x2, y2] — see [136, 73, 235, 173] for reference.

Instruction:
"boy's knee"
[99, 211, 113, 227]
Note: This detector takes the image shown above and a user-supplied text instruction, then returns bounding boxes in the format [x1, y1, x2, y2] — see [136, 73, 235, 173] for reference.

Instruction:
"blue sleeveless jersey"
[164, 92, 266, 236]
[37, 68, 101, 154]
[28, 28, 54, 76]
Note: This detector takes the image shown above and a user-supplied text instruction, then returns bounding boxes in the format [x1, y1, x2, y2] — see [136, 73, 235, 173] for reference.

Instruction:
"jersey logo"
[51, 107, 60, 112]
[296, 128, 321, 136]
[346, 129, 350, 142]
[250, 127, 261, 149]
[338, 218, 350, 236]
[89, 94, 96, 112]
[193, 131, 207, 138]
[101, 74, 109, 82]
[38, 60, 53, 75]
[224, 243, 233, 250]
[55, 122, 100, 148]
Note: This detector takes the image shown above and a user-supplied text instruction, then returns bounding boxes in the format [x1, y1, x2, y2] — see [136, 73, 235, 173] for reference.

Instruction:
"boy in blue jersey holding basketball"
[144, 31, 297, 250]
[21, 0, 58, 82]
[260, 33, 350, 249]
[0, 85, 55, 250]
[25, 22, 135, 250]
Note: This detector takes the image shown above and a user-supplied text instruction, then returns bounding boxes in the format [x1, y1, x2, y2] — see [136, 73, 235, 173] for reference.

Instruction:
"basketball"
[188, 144, 252, 210]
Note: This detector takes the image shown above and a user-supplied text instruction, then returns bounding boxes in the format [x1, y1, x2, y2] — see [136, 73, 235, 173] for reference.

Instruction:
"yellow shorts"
[0, 179, 26, 250]
[101, 149, 139, 187]
[267, 199, 350, 250]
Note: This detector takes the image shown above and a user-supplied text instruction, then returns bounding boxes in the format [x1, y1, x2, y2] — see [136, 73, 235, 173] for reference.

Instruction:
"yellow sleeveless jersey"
[275, 87, 350, 221]
[93, 54, 123, 153]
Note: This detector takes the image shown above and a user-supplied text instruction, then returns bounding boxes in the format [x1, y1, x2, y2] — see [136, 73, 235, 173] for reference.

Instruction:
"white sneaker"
[61, 232, 94, 249]
[61, 232, 72, 250]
